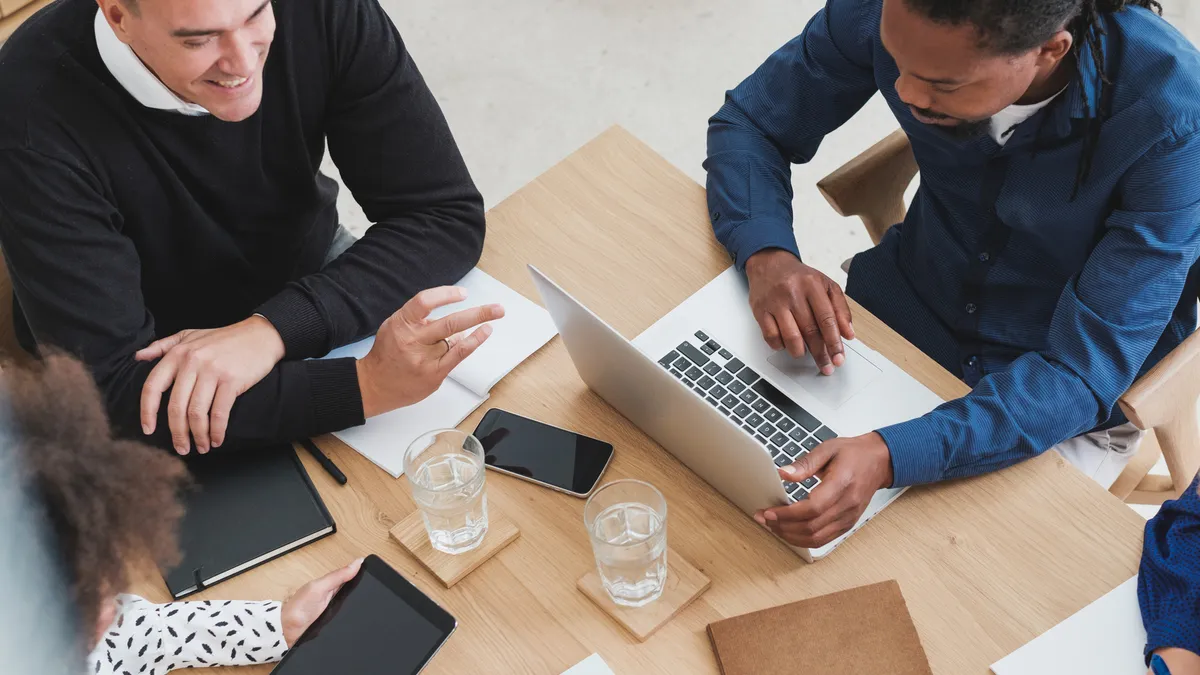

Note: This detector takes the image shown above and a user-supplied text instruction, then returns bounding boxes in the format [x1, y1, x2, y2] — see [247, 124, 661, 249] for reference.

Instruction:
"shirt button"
[711, 211, 722, 223]
[978, 252, 990, 262]
[965, 303, 978, 314]
[966, 355, 979, 367]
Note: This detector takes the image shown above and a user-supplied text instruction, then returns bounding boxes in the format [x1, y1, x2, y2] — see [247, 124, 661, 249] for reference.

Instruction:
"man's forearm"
[705, 105, 802, 270]
[102, 355, 365, 451]
[875, 350, 1107, 486]
[703, 2, 880, 269]
[255, 203, 485, 362]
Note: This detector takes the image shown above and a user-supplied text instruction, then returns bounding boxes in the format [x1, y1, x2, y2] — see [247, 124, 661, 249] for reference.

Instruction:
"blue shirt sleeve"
[878, 129, 1200, 486]
[704, 0, 879, 270]
[1140, 477, 1200, 664]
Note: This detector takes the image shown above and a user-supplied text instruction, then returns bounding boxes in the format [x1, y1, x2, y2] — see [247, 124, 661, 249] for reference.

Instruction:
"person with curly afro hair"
[3, 353, 360, 675]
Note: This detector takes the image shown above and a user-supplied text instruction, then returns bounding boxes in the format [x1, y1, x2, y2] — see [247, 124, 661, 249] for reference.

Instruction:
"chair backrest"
[0, 255, 24, 363]
[816, 129, 918, 246]
[1119, 327, 1200, 500]
[0, 0, 53, 43]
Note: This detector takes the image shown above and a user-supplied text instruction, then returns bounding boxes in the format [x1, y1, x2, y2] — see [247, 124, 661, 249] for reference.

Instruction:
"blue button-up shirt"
[705, 0, 1200, 486]
[1141, 478, 1200, 665]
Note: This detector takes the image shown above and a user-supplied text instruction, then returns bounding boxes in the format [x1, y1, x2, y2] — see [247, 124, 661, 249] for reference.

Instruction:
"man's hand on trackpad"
[137, 315, 286, 455]
[745, 249, 855, 374]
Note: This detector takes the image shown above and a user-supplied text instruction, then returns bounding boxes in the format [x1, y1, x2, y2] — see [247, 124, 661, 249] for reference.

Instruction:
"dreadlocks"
[903, 0, 1164, 199]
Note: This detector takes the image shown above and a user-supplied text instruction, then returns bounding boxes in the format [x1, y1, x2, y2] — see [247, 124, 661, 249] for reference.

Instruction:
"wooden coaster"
[390, 507, 520, 588]
[577, 548, 711, 642]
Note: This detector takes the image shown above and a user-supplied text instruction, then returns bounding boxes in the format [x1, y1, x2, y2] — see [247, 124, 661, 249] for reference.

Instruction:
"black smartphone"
[472, 408, 614, 497]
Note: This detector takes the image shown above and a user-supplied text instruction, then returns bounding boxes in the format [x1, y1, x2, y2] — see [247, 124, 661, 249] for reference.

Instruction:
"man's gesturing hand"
[745, 249, 855, 375]
[356, 286, 504, 418]
[754, 432, 894, 548]
[138, 315, 285, 455]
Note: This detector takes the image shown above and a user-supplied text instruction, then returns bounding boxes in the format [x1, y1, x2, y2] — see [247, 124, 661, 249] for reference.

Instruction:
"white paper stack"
[561, 654, 615, 675]
[320, 268, 558, 477]
[991, 576, 1146, 675]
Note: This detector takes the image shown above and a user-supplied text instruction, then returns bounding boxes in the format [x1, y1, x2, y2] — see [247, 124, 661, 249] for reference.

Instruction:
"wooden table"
[137, 126, 1147, 674]
[0, 0, 53, 43]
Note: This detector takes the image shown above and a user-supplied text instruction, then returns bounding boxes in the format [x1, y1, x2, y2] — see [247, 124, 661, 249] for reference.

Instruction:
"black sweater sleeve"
[0, 147, 364, 450]
[254, 0, 486, 357]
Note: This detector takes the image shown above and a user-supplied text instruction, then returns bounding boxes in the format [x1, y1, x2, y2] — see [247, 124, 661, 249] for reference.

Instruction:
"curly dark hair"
[903, 0, 1164, 198]
[2, 354, 189, 639]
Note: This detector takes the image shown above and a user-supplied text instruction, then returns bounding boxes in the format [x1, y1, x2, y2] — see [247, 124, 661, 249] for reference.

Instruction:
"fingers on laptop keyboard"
[661, 337, 837, 504]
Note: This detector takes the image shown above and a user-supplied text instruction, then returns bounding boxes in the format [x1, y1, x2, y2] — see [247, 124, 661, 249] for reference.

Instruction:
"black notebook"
[163, 443, 336, 598]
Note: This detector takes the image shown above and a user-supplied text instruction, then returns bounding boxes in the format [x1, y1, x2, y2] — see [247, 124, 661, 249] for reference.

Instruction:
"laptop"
[528, 265, 944, 561]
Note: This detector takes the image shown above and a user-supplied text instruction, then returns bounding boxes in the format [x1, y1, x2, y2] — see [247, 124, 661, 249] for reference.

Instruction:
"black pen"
[299, 438, 348, 485]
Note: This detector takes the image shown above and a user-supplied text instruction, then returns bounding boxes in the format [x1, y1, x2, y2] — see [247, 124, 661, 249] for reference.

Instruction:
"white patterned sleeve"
[88, 594, 289, 674]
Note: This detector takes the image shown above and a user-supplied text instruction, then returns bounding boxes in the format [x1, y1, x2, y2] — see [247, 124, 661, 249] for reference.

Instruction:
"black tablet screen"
[273, 558, 454, 675]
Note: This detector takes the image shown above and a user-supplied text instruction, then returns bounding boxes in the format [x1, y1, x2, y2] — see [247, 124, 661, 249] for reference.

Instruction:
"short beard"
[937, 117, 992, 141]
[910, 105, 992, 141]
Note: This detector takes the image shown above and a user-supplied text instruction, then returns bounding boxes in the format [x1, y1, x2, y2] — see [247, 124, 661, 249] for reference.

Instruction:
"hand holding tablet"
[272, 555, 456, 675]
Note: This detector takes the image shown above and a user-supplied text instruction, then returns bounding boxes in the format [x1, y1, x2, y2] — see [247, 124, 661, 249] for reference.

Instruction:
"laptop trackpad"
[767, 342, 882, 410]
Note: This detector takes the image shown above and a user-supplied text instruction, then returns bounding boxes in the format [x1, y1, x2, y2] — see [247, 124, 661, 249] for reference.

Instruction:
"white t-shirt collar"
[989, 87, 1067, 146]
[93, 8, 210, 116]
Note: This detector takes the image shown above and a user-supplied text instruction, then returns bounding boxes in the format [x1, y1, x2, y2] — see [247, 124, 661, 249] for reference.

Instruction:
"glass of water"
[584, 479, 668, 608]
[404, 429, 488, 555]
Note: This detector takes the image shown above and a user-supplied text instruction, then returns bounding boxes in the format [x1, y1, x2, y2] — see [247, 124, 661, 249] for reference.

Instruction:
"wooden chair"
[0, 0, 55, 44]
[0, 257, 29, 365]
[2, 0, 53, 363]
[818, 130, 1200, 505]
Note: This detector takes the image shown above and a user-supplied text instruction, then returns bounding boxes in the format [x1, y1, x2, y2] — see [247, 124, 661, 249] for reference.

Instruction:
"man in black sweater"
[0, 0, 501, 454]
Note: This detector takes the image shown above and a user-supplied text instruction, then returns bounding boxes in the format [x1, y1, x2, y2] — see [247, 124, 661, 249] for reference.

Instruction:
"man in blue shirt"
[1142, 481, 1200, 673]
[707, 0, 1200, 549]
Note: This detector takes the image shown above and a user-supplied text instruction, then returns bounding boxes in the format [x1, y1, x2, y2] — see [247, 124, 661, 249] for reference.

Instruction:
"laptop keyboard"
[658, 330, 837, 503]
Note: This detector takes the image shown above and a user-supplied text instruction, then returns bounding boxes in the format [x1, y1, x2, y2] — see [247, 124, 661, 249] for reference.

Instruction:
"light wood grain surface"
[133, 126, 1146, 675]
[390, 506, 521, 589]
[578, 547, 712, 643]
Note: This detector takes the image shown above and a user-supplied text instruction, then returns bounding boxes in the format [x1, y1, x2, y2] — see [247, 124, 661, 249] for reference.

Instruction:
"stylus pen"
[300, 438, 348, 486]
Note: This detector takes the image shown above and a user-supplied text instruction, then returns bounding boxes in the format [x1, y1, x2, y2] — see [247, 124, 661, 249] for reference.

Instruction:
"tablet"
[272, 555, 456, 675]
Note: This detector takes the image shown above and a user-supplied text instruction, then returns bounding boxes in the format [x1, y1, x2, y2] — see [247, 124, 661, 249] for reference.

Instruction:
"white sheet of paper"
[991, 576, 1146, 675]
[429, 268, 558, 397]
[331, 379, 487, 478]
[561, 654, 615, 675]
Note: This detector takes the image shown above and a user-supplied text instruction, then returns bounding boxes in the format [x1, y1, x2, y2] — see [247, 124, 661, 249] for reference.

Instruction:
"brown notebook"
[706, 580, 932, 675]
